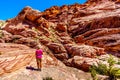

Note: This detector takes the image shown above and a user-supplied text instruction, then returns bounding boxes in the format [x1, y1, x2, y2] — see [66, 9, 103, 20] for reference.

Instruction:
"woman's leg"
[39, 59, 42, 69]
[37, 59, 41, 71]
[36, 58, 40, 69]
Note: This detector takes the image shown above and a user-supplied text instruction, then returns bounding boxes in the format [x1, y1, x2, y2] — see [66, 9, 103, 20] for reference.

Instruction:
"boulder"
[67, 56, 99, 72]
[14, 38, 38, 48]
[64, 44, 105, 58]
[56, 23, 67, 32]
[0, 30, 13, 42]
[54, 53, 68, 60]
[47, 42, 67, 54]
[3, 23, 26, 35]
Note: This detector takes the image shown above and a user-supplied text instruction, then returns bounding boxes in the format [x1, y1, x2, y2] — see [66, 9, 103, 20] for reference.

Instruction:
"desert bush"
[0, 30, 3, 38]
[89, 55, 120, 80]
[0, 21, 5, 29]
[117, 59, 120, 65]
[43, 77, 53, 80]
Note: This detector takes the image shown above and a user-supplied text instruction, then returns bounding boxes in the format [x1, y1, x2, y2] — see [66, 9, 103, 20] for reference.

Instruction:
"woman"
[35, 49, 43, 71]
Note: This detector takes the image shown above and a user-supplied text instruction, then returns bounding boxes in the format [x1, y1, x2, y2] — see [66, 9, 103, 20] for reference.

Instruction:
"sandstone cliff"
[0, 0, 120, 79]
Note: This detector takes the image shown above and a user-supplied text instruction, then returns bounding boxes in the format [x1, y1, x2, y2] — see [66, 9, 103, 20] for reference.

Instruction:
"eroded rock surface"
[0, 43, 94, 80]
[0, 0, 120, 79]
[0, 43, 35, 75]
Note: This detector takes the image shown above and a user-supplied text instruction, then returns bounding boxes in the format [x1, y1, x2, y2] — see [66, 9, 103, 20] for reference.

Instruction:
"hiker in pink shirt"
[36, 49, 43, 71]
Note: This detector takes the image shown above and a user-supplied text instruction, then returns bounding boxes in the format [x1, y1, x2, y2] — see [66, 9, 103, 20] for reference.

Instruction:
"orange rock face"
[1, 0, 120, 72]
[0, 43, 35, 75]
[65, 44, 105, 58]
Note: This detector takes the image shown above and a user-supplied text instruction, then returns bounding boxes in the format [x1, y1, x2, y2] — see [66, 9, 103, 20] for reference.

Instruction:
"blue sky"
[0, 0, 86, 20]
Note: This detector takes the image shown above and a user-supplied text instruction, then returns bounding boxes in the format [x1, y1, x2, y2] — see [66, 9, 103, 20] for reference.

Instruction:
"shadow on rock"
[26, 66, 41, 71]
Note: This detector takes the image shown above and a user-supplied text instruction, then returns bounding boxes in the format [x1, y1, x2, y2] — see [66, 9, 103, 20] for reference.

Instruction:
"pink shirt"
[36, 49, 43, 58]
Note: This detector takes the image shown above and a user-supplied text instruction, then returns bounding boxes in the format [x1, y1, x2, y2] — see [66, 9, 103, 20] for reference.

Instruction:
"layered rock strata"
[0, 0, 120, 72]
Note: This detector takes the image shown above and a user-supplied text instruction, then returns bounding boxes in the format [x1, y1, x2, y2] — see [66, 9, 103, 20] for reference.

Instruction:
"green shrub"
[43, 77, 53, 80]
[0, 21, 5, 29]
[0, 31, 3, 38]
[89, 55, 120, 80]
[117, 59, 120, 65]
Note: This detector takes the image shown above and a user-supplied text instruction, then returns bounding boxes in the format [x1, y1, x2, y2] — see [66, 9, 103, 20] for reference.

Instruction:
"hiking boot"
[37, 68, 41, 71]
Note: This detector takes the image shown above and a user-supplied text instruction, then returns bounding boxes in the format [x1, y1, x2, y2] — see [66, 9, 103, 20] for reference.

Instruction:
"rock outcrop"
[0, 43, 35, 75]
[0, 0, 120, 78]
[64, 44, 105, 58]
[0, 43, 94, 80]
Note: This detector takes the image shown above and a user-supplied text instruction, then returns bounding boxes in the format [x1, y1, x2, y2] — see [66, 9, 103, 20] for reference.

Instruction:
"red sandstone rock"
[67, 56, 99, 72]
[54, 53, 68, 61]
[74, 28, 120, 53]
[20, 29, 37, 37]
[47, 42, 67, 54]
[14, 37, 38, 48]
[1, 0, 120, 72]
[0, 30, 12, 42]
[3, 23, 26, 35]
[64, 44, 105, 58]
[0, 43, 35, 75]
[56, 23, 67, 32]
